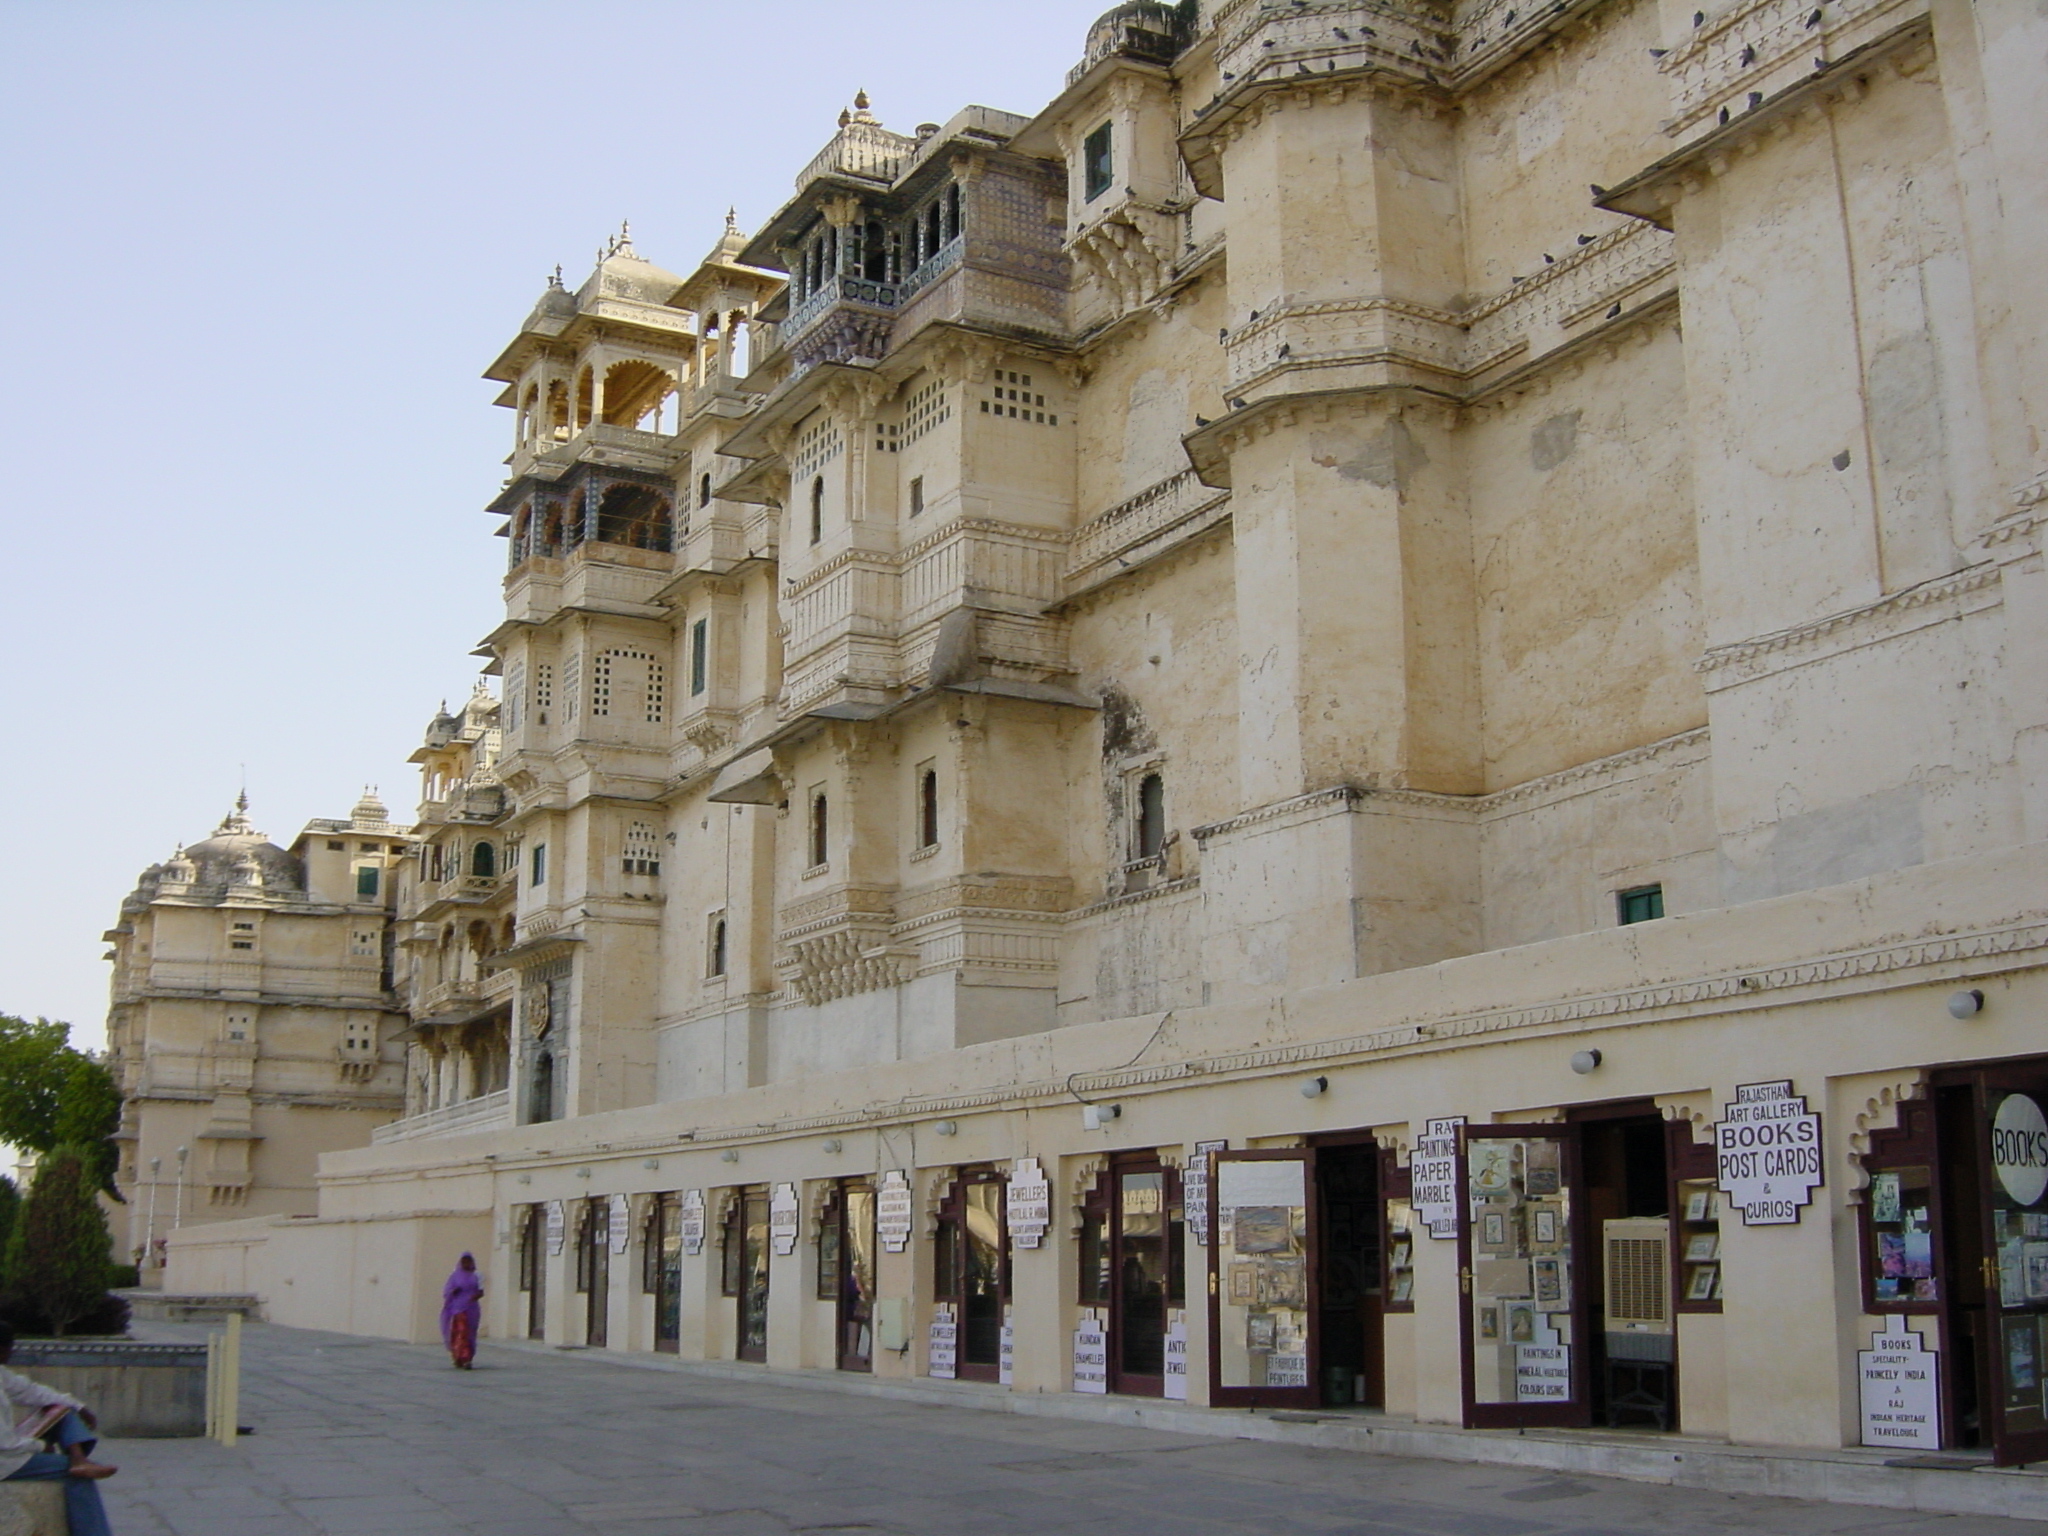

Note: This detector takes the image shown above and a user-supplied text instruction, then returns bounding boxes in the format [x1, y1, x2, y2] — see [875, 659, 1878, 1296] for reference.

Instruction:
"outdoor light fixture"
[721, 1148, 741, 1163]
[642, 1158, 660, 1170]
[822, 1138, 843, 1154]
[516, 1173, 532, 1185]
[1948, 989, 1985, 1019]
[576, 1166, 592, 1179]
[1300, 1075, 1329, 1099]
[1082, 1103, 1122, 1130]
[1571, 1049, 1603, 1075]
[934, 1120, 959, 1136]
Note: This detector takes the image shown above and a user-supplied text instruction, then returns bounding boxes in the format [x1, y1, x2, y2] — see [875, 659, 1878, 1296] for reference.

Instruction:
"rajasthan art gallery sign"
[1714, 1080, 1823, 1225]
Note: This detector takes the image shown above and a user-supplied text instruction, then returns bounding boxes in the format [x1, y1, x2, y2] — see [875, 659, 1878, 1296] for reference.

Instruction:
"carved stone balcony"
[370, 1088, 512, 1144]
[1065, 471, 1232, 594]
[783, 275, 902, 372]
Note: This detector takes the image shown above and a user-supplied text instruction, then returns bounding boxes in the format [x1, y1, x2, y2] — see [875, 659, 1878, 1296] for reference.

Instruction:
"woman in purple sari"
[441, 1253, 483, 1369]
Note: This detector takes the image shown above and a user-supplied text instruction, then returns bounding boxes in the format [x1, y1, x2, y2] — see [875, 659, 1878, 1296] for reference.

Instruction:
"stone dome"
[169, 797, 304, 893]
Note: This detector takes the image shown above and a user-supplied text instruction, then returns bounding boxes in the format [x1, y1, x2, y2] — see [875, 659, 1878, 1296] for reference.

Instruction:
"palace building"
[163, 0, 2048, 1473]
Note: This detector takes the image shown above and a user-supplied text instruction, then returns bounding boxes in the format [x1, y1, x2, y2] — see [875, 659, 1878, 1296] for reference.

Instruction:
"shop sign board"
[1267, 1353, 1309, 1389]
[608, 1198, 632, 1255]
[929, 1303, 957, 1380]
[1007, 1157, 1050, 1250]
[769, 1182, 800, 1256]
[1414, 1117, 1465, 1238]
[999, 1316, 1015, 1386]
[679, 1190, 706, 1255]
[1515, 1343, 1571, 1401]
[1992, 1092, 2048, 1206]
[1186, 1140, 1227, 1245]
[1164, 1314, 1188, 1400]
[545, 1199, 566, 1255]
[878, 1170, 914, 1253]
[1715, 1080, 1823, 1225]
[1073, 1316, 1108, 1394]
[1859, 1317, 1940, 1450]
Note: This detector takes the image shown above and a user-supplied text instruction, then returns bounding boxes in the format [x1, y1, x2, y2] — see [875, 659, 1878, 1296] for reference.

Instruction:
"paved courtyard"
[85, 1323, 2041, 1536]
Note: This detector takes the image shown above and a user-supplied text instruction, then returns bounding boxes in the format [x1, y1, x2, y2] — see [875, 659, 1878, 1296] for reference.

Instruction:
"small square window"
[1617, 884, 1664, 925]
[909, 476, 924, 517]
[354, 866, 380, 899]
[1083, 122, 1114, 202]
[358, 841, 381, 853]
[327, 839, 345, 851]
[230, 941, 254, 951]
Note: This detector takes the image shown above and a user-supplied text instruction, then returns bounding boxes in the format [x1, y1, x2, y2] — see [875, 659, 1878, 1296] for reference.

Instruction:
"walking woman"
[441, 1252, 484, 1369]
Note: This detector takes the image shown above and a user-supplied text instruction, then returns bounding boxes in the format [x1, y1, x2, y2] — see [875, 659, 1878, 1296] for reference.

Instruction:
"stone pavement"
[81, 1323, 2042, 1536]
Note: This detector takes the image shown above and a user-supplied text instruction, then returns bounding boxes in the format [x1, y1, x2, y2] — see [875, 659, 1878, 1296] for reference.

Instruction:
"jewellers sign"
[1715, 1080, 1823, 1225]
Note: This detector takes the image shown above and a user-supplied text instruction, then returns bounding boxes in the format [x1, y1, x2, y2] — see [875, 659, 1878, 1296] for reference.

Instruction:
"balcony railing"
[900, 234, 965, 303]
[784, 273, 904, 342]
[796, 118, 916, 190]
[1068, 470, 1229, 577]
[371, 1089, 512, 1144]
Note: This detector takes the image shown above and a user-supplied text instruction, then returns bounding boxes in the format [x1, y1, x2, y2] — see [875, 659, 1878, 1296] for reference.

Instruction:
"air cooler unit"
[1603, 1217, 1673, 1362]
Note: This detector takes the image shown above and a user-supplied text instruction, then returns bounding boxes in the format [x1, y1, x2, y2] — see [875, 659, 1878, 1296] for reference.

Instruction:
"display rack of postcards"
[1857, 1097, 1944, 1313]
[1673, 1177, 1724, 1309]
[1383, 1153, 1416, 1313]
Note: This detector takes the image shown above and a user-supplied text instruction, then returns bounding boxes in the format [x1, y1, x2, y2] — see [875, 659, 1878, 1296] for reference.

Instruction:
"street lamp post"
[173, 1145, 188, 1232]
[145, 1156, 161, 1270]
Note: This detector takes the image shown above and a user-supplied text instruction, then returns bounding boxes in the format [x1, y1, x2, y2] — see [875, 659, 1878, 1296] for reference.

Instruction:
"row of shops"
[483, 1033, 2048, 1467]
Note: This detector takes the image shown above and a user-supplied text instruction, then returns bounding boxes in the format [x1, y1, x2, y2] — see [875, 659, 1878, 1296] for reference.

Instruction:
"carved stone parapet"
[1655, 0, 1925, 143]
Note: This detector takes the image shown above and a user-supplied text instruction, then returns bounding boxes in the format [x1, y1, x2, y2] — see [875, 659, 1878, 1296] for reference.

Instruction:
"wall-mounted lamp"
[1300, 1075, 1329, 1099]
[721, 1148, 741, 1163]
[516, 1173, 532, 1185]
[1948, 989, 1985, 1020]
[1082, 1103, 1122, 1131]
[576, 1166, 593, 1179]
[642, 1158, 660, 1171]
[1571, 1049, 1603, 1075]
[822, 1139, 843, 1154]
[933, 1120, 959, 1137]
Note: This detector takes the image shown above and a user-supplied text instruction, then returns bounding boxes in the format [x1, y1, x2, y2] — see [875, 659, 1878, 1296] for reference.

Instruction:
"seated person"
[0, 1322, 117, 1536]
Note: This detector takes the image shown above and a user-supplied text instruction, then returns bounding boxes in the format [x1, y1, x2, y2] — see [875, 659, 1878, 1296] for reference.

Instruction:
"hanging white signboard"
[608, 1198, 632, 1255]
[1414, 1117, 1465, 1238]
[1164, 1314, 1188, 1401]
[877, 1170, 914, 1253]
[1714, 1080, 1823, 1225]
[679, 1190, 706, 1255]
[545, 1199, 566, 1255]
[1073, 1316, 1108, 1394]
[1007, 1158, 1050, 1250]
[1186, 1140, 1227, 1246]
[769, 1182, 800, 1257]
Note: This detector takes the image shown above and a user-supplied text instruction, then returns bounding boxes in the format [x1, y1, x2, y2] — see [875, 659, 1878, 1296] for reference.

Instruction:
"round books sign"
[1991, 1092, 2048, 1207]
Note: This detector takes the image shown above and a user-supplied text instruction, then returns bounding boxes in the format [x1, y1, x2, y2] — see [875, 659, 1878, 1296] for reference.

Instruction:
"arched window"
[471, 842, 496, 878]
[708, 916, 727, 978]
[810, 791, 830, 869]
[699, 472, 713, 509]
[1136, 772, 1165, 860]
[529, 1050, 554, 1124]
[918, 767, 939, 849]
[810, 477, 825, 545]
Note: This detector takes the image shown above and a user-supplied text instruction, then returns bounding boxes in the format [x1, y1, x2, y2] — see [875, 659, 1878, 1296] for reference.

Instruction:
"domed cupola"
[176, 794, 305, 895]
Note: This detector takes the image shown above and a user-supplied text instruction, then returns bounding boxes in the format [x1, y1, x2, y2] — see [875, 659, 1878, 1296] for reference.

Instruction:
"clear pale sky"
[0, 0, 1115, 1048]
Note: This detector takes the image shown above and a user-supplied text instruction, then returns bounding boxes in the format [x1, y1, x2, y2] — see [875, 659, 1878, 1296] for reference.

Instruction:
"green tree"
[53, 1056, 122, 1198]
[4, 1147, 114, 1336]
[0, 1178, 19, 1272]
[0, 1014, 76, 1155]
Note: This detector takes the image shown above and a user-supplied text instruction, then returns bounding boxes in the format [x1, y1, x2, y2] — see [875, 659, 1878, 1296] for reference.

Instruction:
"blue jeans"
[7, 1411, 113, 1536]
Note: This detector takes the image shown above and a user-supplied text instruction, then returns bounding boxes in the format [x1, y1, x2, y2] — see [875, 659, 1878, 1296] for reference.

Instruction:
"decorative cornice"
[1694, 563, 2001, 683]
[1192, 785, 1360, 845]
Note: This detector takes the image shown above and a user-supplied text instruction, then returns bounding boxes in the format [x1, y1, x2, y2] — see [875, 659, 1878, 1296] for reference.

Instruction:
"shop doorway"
[1209, 1149, 1317, 1408]
[1080, 1153, 1184, 1396]
[819, 1178, 876, 1372]
[1313, 1140, 1388, 1408]
[1866, 1058, 2048, 1466]
[648, 1193, 682, 1354]
[519, 1203, 547, 1341]
[722, 1186, 771, 1363]
[576, 1197, 610, 1348]
[1573, 1106, 1678, 1431]
[936, 1167, 1009, 1382]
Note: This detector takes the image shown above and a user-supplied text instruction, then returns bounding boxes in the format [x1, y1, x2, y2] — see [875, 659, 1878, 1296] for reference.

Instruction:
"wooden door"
[737, 1188, 770, 1363]
[1459, 1124, 1591, 1428]
[1209, 1148, 1319, 1409]
[938, 1171, 1008, 1382]
[836, 1180, 877, 1372]
[1973, 1065, 2048, 1466]
[1108, 1158, 1180, 1396]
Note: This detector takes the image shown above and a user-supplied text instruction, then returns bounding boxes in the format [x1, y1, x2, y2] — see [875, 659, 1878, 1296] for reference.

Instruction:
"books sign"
[1715, 1080, 1823, 1225]
[877, 1170, 914, 1253]
[1007, 1157, 1050, 1250]
[1860, 1316, 1940, 1450]
[769, 1182, 800, 1256]
[1414, 1117, 1465, 1238]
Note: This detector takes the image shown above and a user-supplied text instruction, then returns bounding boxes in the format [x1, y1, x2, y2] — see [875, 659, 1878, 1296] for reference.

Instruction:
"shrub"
[4, 1146, 115, 1336]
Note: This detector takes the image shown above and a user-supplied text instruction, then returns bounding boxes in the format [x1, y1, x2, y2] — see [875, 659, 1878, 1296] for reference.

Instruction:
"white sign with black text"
[609, 1198, 632, 1255]
[1515, 1343, 1572, 1401]
[878, 1170, 914, 1253]
[1414, 1117, 1465, 1239]
[1007, 1157, 1050, 1250]
[769, 1182, 800, 1257]
[1715, 1080, 1823, 1225]
[545, 1199, 566, 1256]
[1186, 1140, 1227, 1246]
[1859, 1316, 1940, 1450]
[999, 1314, 1015, 1386]
[929, 1303, 958, 1380]
[1073, 1315, 1108, 1394]
[679, 1189, 706, 1255]
[1164, 1314, 1188, 1400]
